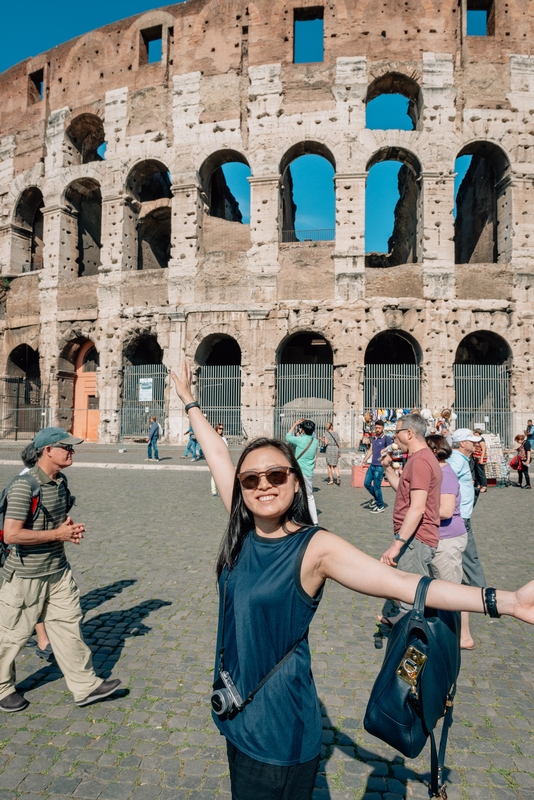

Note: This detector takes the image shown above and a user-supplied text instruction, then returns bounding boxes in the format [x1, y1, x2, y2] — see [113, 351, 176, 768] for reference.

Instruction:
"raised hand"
[171, 363, 194, 406]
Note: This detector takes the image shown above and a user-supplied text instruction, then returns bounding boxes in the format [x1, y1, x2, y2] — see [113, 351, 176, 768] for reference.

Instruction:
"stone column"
[168, 181, 202, 306]
[246, 175, 281, 303]
[38, 205, 62, 417]
[166, 309, 187, 443]
[241, 310, 275, 439]
[422, 172, 456, 300]
[333, 172, 366, 302]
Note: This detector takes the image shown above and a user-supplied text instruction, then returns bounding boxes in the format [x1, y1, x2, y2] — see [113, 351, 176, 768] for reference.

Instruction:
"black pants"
[226, 741, 320, 800]
[473, 460, 487, 488]
[518, 462, 531, 487]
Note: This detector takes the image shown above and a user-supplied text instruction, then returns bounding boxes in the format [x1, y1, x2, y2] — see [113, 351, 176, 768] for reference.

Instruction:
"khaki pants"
[430, 533, 468, 584]
[0, 568, 101, 703]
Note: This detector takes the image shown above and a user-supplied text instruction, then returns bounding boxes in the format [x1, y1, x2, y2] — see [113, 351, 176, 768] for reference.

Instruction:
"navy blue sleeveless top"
[212, 526, 324, 766]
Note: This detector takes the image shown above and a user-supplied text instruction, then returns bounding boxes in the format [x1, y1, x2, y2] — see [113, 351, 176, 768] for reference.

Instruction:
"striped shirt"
[2, 465, 69, 580]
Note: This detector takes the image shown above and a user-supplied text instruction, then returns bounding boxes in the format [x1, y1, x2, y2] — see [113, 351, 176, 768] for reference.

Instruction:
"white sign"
[139, 378, 153, 402]
[474, 423, 485, 431]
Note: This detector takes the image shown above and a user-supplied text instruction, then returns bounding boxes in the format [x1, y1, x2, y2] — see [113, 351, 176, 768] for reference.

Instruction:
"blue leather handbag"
[364, 576, 461, 798]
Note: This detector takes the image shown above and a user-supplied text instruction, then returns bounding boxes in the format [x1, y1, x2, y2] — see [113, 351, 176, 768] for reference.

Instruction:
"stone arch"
[3, 344, 42, 437]
[366, 72, 423, 131]
[454, 330, 511, 366]
[57, 337, 100, 438]
[195, 334, 242, 367]
[363, 330, 422, 410]
[365, 147, 423, 268]
[199, 150, 251, 223]
[454, 141, 512, 264]
[123, 334, 163, 367]
[64, 178, 102, 277]
[125, 160, 172, 270]
[65, 113, 105, 165]
[277, 331, 333, 365]
[12, 187, 44, 272]
[280, 143, 336, 241]
[126, 159, 172, 202]
[7, 344, 40, 381]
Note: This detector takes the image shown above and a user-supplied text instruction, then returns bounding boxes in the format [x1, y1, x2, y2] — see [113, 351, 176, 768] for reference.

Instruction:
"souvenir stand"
[482, 432, 510, 486]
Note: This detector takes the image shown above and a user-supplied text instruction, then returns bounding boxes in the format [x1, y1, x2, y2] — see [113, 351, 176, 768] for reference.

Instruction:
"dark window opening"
[66, 114, 106, 164]
[209, 164, 251, 223]
[82, 347, 99, 372]
[467, 0, 495, 35]
[279, 333, 333, 365]
[14, 187, 44, 272]
[140, 25, 163, 65]
[293, 7, 324, 64]
[205, 337, 242, 367]
[366, 73, 422, 131]
[65, 179, 102, 277]
[123, 336, 163, 367]
[138, 207, 171, 270]
[28, 69, 44, 104]
[365, 331, 419, 365]
[455, 331, 511, 366]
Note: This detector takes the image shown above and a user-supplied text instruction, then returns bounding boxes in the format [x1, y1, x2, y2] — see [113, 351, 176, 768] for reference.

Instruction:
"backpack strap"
[296, 437, 314, 460]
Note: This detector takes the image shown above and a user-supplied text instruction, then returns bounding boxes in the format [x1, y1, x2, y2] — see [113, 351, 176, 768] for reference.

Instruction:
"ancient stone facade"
[0, 0, 533, 444]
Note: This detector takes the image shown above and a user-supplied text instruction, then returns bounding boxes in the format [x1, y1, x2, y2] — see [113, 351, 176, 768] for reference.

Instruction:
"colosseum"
[0, 0, 532, 446]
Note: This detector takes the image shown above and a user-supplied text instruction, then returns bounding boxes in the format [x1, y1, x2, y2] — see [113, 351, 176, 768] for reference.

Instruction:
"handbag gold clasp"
[396, 645, 427, 698]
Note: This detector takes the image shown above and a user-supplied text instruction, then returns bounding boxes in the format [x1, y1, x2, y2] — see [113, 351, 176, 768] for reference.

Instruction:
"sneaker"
[180, 456, 189, 459]
[0, 692, 29, 713]
[76, 679, 121, 707]
[145, 458, 152, 462]
[212, 492, 219, 497]
[370, 505, 386, 514]
[362, 499, 376, 509]
[524, 485, 532, 489]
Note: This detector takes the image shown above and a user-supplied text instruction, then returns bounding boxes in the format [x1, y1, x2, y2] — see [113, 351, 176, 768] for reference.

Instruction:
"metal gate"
[197, 365, 242, 441]
[364, 364, 421, 410]
[0, 377, 46, 440]
[120, 364, 167, 438]
[274, 364, 333, 439]
[454, 364, 511, 446]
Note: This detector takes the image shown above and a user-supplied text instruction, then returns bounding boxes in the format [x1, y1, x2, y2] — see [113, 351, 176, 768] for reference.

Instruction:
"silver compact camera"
[211, 670, 244, 719]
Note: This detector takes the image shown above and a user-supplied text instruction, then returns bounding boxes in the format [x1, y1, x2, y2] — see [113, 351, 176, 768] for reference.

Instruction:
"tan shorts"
[430, 534, 468, 584]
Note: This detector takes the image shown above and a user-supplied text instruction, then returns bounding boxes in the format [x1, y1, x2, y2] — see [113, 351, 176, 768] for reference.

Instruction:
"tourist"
[525, 419, 534, 445]
[362, 420, 392, 514]
[322, 421, 340, 486]
[513, 433, 531, 489]
[0, 427, 121, 712]
[379, 413, 442, 621]
[426, 435, 467, 584]
[145, 415, 160, 462]
[211, 423, 228, 496]
[286, 418, 319, 524]
[448, 428, 486, 650]
[171, 364, 534, 800]
[472, 428, 488, 493]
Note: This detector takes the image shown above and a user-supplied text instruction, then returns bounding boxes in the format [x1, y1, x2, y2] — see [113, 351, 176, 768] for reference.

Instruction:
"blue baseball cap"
[33, 427, 84, 448]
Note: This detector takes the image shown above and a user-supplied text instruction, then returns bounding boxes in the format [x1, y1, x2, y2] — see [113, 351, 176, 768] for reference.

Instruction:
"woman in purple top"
[426, 435, 467, 585]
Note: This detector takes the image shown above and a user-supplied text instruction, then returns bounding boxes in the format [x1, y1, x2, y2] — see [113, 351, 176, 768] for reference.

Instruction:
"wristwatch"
[394, 534, 408, 543]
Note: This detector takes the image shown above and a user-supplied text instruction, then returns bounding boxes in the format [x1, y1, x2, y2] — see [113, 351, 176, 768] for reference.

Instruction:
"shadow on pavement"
[17, 579, 172, 693]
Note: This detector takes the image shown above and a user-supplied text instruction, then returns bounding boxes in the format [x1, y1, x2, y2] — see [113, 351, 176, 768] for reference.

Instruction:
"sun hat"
[33, 427, 84, 448]
[451, 428, 482, 443]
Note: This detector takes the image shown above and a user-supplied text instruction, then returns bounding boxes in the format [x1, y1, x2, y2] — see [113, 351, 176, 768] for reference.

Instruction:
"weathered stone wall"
[0, 0, 533, 442]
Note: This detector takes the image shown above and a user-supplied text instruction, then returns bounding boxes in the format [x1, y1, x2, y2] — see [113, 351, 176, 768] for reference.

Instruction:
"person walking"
[362, 420, 392, 514]
[211, 423, 228, 497]
[426, 435, 468, 584]
[525, 419, 534, 446]
[322, 422, 340, 486]
[379, 413, 442, 621]
[472, 429, 488, 493]
[0, 427, 121, 712]
[146, 416, 160, 461]
[514, 433, 531, 489]
[447, 428, 486, 650]
[286, 419, 319, 524]
[170, 363, 534, 800]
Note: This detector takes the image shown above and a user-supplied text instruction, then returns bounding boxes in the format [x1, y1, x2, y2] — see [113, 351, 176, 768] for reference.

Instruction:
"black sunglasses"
[238, 466, 295, 490]
[53, 444, 75, 453]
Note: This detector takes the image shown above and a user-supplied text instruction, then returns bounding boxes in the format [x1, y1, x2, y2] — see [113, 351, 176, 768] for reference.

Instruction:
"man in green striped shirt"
[0, 427, 121, 713]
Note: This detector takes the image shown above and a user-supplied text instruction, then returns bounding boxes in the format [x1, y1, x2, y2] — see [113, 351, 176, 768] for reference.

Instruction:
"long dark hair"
[215, 437, 313, 580]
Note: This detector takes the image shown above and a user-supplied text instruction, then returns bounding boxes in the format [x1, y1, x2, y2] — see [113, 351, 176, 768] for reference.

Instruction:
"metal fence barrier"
[281, 229, 335, 243]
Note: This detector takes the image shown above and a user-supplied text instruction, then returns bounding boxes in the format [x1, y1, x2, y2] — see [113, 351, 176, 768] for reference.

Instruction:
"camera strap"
[218, 567, 311, 713]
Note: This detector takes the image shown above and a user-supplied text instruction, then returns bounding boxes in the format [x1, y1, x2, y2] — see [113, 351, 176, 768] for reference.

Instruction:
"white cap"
[451, 428, 482, 443]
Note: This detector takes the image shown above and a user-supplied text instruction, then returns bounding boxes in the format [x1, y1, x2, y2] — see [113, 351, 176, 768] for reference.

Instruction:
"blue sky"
[2, 3, 470, 251]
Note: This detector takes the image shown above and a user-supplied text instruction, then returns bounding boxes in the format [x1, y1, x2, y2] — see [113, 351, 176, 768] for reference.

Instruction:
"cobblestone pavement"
[0, 461, 533, 800]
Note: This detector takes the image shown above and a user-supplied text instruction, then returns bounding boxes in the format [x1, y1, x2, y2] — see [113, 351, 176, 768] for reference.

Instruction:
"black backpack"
[0, 473, 74, 568]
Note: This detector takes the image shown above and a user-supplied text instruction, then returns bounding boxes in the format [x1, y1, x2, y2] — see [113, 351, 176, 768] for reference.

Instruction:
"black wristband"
[485, 587, 501, 618]
[184, 401, 200, 413]
[481, 587, 487, 615]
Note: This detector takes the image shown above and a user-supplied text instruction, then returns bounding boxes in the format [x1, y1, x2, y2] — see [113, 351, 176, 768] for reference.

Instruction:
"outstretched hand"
[171, 363, 195, 406]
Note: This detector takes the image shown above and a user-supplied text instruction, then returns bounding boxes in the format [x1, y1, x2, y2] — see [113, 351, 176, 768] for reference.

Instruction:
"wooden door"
[72, 342, 100, 442]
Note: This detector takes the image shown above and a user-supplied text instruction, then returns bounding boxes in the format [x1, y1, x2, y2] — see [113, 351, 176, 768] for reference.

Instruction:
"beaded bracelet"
[184, 401, 200, 413]
[484, 587, 501, 618]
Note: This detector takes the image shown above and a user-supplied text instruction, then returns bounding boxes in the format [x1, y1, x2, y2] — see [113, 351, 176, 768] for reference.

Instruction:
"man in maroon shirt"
[380, 413, 442, 617]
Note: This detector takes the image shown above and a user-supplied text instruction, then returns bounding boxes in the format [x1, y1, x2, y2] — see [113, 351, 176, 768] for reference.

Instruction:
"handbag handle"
[409, 575, 434, 627]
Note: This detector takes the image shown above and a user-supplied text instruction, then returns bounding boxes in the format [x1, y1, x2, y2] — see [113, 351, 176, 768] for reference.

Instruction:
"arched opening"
[68, 341, 100, 441]
[120, 335, 166, 439]
[275, 333, 333, 438]
[13, 187, 44, 272]
[196, 335, 242, 440]
[0, 345, 42, 439]
[200, 151, 251, 253]
[280, 144, 335, 243]
[126, 160, 172, 270]
[65, 114, 106, 165]
[364, 331, 421, 413]
[454, 331, 511, 444]
[366, 73, 422, 131]
[454, 142, 511, 264]
[64, 179, 102, 277]
[366, 149, 422, 268]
